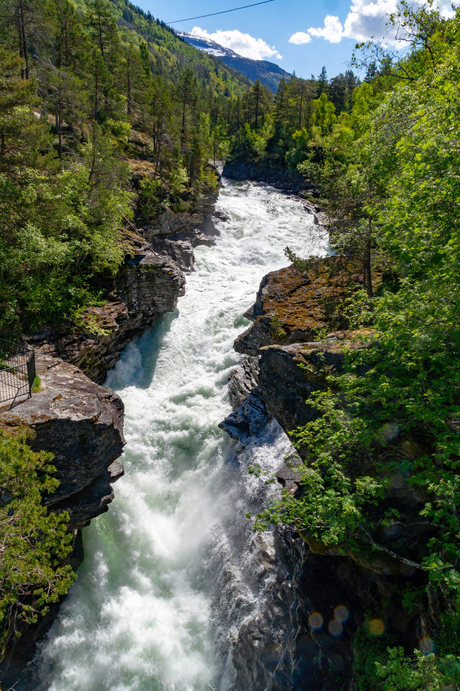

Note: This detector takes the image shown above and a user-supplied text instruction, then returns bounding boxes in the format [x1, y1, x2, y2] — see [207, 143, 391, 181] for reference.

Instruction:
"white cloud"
[289, 31, 312, 45]
[297, 0, 458, 46]
[342, 0, 398, 43]
[190, 27, 282, 60]
[308, 15, 344, 43]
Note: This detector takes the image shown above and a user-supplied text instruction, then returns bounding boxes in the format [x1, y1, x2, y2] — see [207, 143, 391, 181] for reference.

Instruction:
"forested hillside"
[0, 0, 362, 337]
[0, 0, 251, 334]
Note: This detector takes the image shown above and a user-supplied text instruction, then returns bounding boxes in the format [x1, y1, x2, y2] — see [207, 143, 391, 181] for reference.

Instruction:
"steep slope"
[176, 30, 292, 92]
[108, 0, 251, 96]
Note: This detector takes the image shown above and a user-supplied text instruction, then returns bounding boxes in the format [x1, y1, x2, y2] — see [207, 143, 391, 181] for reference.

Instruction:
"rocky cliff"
[31, 239, 185, 385]
[220, 259, 429, 690]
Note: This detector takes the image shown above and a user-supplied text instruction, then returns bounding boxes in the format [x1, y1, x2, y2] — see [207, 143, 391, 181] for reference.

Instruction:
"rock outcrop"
[257, 332, 372, 435]
[218, 357, 271, 441]
[142, 185, 224, 272]
[223, 160, 309, 194]
[31, 243, 185, 384]
[234, 258, 371, 356]
[0, 353, 125, 529]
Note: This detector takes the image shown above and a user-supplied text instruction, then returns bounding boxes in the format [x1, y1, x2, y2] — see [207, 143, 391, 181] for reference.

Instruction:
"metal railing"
[0, 338, 36, 406]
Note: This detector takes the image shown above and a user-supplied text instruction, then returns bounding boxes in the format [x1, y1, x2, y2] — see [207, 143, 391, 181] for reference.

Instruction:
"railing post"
[27, 350, 36, 398]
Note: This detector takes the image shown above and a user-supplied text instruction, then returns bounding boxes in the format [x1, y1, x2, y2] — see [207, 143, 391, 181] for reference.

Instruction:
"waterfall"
[37, 180, 328, 691]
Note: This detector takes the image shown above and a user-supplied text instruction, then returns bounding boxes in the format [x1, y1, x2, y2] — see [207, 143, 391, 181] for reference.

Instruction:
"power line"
[168, 0, 275, 25]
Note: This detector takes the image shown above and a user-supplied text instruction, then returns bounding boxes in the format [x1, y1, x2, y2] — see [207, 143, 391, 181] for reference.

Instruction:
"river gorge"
[28, 179, 329, 690]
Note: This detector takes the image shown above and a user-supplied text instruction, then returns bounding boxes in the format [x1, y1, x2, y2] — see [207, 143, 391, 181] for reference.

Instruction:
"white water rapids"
[37, 180, 328, 691]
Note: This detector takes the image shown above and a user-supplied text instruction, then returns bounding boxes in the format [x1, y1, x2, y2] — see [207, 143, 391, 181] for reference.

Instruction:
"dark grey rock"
[219, 389, 270, 441]
[227, 356, 259, 409]
[0, 353, 125, 527]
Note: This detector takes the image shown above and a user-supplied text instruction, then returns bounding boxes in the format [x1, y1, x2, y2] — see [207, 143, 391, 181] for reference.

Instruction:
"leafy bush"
[0, 430, 75, 661]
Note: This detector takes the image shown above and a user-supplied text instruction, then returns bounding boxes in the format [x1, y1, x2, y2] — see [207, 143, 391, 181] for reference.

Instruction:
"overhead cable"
[167, 0, 275, 25]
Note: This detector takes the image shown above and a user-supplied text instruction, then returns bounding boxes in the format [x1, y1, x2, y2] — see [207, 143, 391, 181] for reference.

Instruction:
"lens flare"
[420, 637, 435, 654]
[334, 605, 349, 623]
[368, 619, 385, 636]
[328, 620, 343, 637]
[308, 612, 324, 630]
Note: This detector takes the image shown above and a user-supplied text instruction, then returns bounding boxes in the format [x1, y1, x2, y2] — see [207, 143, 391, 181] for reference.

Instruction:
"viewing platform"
[0, 338, 36, 408]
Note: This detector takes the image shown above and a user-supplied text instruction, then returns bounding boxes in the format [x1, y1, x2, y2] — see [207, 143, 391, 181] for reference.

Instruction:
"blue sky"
[136, 0, 454, 79]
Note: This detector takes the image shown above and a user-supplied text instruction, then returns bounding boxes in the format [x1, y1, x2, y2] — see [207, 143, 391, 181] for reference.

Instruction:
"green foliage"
[0, 429, 75, 660]
[0, 0, 252, 334]
[375, 647, 459, 690]
[247, 6, 460, 687]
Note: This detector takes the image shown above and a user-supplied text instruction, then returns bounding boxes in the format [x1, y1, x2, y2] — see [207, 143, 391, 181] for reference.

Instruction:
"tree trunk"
[58, 104, 62, 159]
[64, 18, 69, 68]
[366, 222, 373, 298]
[298, 86, 304, 128]
[94, 66, 98, 118]
[18, 0, 29, 79]
[98, 15, 104, 56]
[127, 64, 131, 116]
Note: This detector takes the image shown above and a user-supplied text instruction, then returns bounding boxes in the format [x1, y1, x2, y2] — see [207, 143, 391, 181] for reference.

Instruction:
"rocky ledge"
[31, 235, 185, 385]
[234, 256, 376, 356]
[0, 353, 125, 529]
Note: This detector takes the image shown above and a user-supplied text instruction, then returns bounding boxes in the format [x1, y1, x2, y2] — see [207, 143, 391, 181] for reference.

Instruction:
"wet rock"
[227, 356, 259, 409]
[150, 237, 195, 272]
[276, 461, 303, 496]
[0, 353, 125, 528]
[213, 209, 230, 222]
[220, 357, 270, 442]
[219, 389, 270, 441]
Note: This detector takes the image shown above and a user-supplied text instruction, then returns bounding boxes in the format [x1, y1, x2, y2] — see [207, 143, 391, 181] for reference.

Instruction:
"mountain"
[175, 30, 292, 92]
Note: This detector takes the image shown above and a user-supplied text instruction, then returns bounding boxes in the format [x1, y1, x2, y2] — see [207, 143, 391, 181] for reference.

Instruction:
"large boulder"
[257, 332, 372, 434]
[0, 353, 125, 528]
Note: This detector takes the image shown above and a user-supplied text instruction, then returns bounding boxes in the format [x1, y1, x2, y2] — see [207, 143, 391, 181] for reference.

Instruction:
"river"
[37, 179, 328, 691]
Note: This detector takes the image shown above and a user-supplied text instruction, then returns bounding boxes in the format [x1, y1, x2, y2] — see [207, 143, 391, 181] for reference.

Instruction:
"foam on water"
[38, 180, 329, 691]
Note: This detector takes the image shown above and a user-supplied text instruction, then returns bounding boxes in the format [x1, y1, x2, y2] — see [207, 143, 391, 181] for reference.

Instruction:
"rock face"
[32, 246, 185, 385]
[0, 353, 125, 529]
[150, 227, 216, 273]
[218, 357, 271, 441]
[257, 333, 372, 435]
[234, 259, 363, 356]
[220, 259, 431, 690]
[223, 160, 308, 194]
